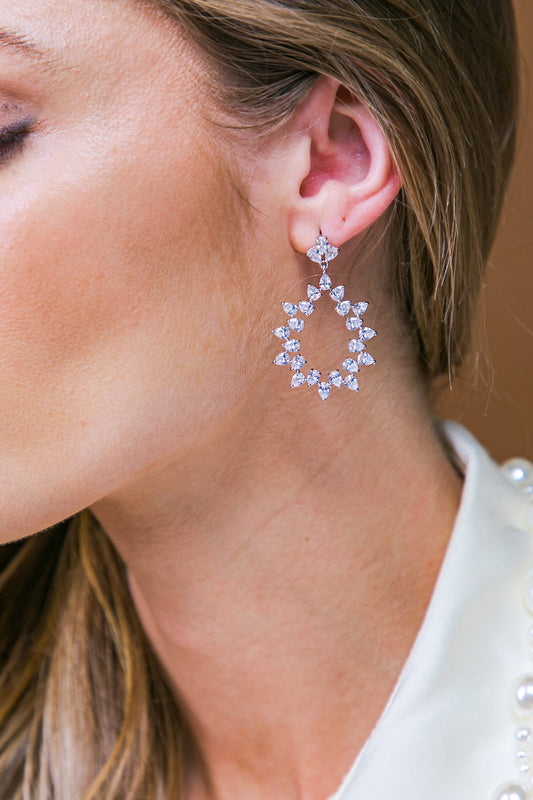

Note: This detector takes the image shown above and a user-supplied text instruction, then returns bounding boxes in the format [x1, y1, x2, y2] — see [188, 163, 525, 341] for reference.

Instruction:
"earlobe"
[285, 77, 401, 253]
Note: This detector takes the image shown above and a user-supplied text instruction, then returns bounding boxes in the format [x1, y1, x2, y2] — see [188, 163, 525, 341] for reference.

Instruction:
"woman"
[0, 0, 530, 798]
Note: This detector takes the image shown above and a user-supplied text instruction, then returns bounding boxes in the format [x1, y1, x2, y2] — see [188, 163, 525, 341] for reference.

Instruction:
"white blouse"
[328, 420, 533, 800]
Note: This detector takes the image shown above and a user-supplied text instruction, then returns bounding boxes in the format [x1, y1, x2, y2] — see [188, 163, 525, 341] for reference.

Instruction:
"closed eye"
[0, 117, 34, 163]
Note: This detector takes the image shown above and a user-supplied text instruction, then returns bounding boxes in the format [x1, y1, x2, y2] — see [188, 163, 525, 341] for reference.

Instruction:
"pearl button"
[516, 728, 533, 742]
[513, 676, 533, 718]
[494, 784, 530, 800]
[502, 459, 533, 485]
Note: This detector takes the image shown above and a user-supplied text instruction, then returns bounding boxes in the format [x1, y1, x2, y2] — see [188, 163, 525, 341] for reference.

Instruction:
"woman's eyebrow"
[0, 28, 58, 71]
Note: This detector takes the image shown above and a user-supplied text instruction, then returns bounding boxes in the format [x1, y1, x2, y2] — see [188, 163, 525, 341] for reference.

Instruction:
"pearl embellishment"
[514, 677, 533, 718]
[496, 459, 533, 799]
[495, 785, 530, 800]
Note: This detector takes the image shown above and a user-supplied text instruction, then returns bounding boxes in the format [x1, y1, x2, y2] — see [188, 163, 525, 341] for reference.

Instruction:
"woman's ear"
[281, 76, 402, 252]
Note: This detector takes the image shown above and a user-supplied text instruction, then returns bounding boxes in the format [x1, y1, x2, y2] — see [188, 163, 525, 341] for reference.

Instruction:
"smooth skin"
[0, 1, 462, 799]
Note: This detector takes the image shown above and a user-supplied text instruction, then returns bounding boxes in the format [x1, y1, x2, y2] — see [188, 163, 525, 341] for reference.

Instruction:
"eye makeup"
[0, 116, 34, 162]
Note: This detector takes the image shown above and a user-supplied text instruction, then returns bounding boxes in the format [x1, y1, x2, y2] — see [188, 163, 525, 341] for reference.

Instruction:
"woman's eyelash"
[0, 118, 33, 162]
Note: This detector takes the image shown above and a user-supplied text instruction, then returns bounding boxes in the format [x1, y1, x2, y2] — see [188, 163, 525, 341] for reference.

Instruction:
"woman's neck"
[91, 373, 463, 800]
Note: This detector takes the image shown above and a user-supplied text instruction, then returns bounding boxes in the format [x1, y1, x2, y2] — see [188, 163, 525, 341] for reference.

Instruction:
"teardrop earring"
[272, 235, 377, 401]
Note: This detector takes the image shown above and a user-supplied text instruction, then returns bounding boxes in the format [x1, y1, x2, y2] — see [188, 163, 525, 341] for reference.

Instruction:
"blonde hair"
[0, 1, 519, 797]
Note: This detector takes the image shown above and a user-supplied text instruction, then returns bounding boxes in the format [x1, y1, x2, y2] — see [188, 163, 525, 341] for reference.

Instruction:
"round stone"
[494, 784, 530, 800]
[513, 676, 533, 717]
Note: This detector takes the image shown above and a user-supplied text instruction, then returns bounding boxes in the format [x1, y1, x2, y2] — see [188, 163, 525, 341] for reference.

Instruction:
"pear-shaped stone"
[343, 358, 360, 373]
[282, 302, 298, 316]
[358, 352, 376, 366]
[273, 326, 290, 340]
[291, 355, 306, 371]
[284, 339, 301, 353]
[344, 374, 359, 391]
[307, 285, 321, 302]
[318, 382, 331, 401]
[329, 370, 343, 388]
[319, 273, 332, 291]
[289, 318, 305, 332]
[346, 317, 362, 331]
[299, 301, 314, 316]
[307, 369, 321, 386]
[348, 338, 366, 353]
[274, 352, 290, 366]
[361, 327, 377, 340]
[291, 371, 307, 388]
[336, 301, 352, 316]
[352, 302, 369, 316]
[330, 285, 345, 302]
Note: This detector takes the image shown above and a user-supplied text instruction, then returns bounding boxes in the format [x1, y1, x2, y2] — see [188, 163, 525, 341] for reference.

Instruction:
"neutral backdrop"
[435, 0, 533, 462]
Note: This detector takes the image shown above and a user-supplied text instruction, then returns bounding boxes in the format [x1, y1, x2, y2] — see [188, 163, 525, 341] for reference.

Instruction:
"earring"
[272, 235, 376, 401]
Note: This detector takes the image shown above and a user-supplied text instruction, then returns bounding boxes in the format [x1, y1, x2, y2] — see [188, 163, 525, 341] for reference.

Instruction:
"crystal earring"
[272, 235, 377, 401]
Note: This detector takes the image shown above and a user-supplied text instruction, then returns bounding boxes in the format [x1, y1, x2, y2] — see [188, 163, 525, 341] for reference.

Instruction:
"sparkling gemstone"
[288, 317, 305, 332]
[513, 676, 533, 717]
[502, 459, 533, 485]
[349, 338, 366, 353]
[318, 382, 331, 401]
[344, 374, 359, 391]
[358, 352, 376, 366]
[299, 301, 314, 316]
[273, 326, 290, 340]
[319, 273, 332, 291]
[284, 339, 301, 353]
[516, 750, 528, 760]
[361, 326, 377, 340]
[336, 301, 352, 316]
[291, 372, 307, 388]
[306, 235, 339, 264]
[307, 284, 321, 302]
[329, 370, 343, 388]
[516, 728, 533, 743]
[346, 316, 362, 331]
[519, 764, 530, 773]
[282, 302, 298, 316]
[307, 369, 321, 386]
[343, 358, 360, 373]
[291, 355, 307, 371]
[352, 301, 369, 315]
[494, 784, 530, 800]
[273, 352, 290, 366]
[330, 285, 345, 302]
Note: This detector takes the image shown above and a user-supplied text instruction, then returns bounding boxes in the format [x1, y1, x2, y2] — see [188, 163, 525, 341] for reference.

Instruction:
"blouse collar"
[329, 420, 533, 800]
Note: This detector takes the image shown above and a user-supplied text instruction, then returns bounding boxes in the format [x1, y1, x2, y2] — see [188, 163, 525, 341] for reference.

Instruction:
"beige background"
[435, 0, 533, 462]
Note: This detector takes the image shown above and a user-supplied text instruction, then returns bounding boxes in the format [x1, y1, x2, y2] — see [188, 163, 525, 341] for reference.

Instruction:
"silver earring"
[272, 235, 376, 401]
